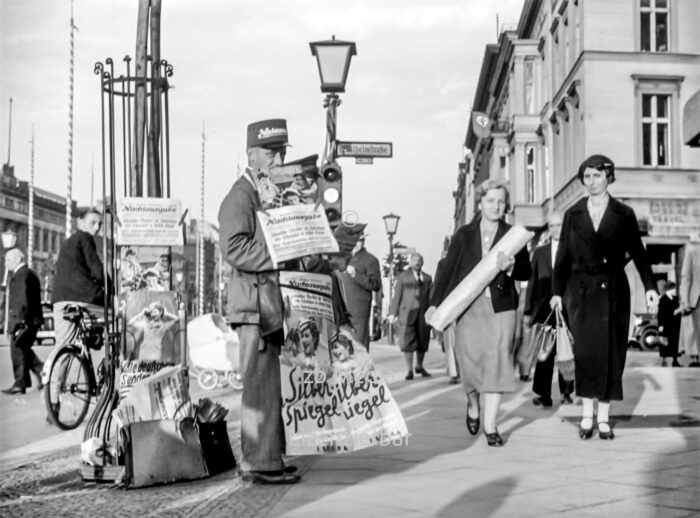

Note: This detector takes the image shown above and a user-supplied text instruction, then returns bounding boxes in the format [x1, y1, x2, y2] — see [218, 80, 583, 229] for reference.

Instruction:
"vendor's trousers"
[237, 324, 285, 472]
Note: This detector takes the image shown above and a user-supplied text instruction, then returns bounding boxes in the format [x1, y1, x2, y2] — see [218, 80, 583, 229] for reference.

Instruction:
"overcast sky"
[0, 0, 524, 274]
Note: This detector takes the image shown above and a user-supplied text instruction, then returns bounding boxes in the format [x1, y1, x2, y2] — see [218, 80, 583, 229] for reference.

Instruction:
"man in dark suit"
[389, 253, 433, 380]
[338, 235, 381, 350]
[2, 248, 44, 395]
[524, 212, 574, 407]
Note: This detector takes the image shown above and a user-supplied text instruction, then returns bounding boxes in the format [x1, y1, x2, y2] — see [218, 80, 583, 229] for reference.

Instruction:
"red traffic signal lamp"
[317, 161, 343, 228]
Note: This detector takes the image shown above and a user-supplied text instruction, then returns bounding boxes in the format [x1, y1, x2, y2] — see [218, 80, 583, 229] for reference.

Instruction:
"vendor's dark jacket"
[52, 230, 107, 306]
[430, 216, 531, 313]
[218, 170, 278, 326]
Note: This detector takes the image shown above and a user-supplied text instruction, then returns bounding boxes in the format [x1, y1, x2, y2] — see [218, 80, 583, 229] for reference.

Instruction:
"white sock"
[598, 402, 610, 430]
[581, 397, 594, 429]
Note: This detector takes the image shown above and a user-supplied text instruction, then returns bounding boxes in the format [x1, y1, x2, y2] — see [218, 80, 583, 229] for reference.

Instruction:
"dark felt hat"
[247, 119, 291, 149]
[577, 154, 615, 183]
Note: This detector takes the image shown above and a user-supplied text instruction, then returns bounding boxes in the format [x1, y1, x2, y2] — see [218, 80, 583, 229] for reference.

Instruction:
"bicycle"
[44, 305, 106, 430]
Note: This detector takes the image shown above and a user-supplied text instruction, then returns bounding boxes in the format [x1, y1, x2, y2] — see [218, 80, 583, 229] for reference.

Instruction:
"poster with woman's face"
[123, 290, 180, 364]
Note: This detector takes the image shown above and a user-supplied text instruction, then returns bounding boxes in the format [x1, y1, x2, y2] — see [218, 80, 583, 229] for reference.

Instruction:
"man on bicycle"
[44, 208, 110, 420]
[52, 207, 109, 348]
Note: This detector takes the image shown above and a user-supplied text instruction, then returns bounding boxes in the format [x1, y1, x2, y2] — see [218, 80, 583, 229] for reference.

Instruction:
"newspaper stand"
[82, 54, 234, 486]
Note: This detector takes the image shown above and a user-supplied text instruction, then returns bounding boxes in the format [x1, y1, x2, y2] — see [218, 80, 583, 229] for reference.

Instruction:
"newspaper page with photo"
[119, 290, 182, 400]
[258, 204, 339, 265]
[279, 272, 409, 455]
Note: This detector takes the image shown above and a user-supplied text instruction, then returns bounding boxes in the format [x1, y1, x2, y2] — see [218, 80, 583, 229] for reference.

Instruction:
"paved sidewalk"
[0, 345, 698, 517]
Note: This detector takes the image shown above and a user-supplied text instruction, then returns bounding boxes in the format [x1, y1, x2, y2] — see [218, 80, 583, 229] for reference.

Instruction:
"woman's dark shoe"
[483, 430, 504, 447]
[466, 400, 480, 435]
[2, 385, 26, 395]
[597, 421, 615, 440]
[579, 419, 594, 440]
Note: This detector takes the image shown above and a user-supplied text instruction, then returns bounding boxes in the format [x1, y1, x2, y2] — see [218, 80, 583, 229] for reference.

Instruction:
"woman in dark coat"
[429, 179, 531, 446]
[550, 155, 658, 441]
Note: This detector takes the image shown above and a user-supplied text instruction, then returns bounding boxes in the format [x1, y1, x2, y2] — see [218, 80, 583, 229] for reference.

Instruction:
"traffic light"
[317, 161, 342, 228]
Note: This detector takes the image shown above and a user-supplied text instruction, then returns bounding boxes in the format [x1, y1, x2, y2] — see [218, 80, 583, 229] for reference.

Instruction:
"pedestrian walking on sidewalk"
[337, 235, 382, 351]
[524, 211, 574, 407]
[2, 248, 44, 395]
[678, 234, 700, 366]
[550, 155, 658, 441]
[658, 281, 681, 367]
[428, 180, 531, 447]
[388, 253, 433, 380]
[218, 118, 300, 485]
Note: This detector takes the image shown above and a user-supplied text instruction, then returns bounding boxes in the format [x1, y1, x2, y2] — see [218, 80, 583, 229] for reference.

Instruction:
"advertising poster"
[120, 246, 171, 293]
[117, 197, 184, 246]
[123, 290, 181, 364]
[258, 204, 339, 265]
[279, 272, 409, 455]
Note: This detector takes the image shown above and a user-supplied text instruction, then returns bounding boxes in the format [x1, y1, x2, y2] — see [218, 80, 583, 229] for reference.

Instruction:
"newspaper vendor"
[218, 118, 301, 485]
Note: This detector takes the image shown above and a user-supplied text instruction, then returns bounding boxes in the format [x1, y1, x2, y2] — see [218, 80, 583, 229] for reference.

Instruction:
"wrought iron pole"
[198, 123, 206, 316]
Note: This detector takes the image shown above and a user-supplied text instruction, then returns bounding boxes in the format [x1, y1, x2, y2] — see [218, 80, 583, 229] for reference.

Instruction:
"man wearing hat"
[218, 118, 300, 485]
[338, 235, 382, 350]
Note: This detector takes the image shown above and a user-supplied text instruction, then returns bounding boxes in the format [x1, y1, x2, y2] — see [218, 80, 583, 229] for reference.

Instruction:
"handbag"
[555, 306, 575, 382]
[535, 308, 557, 362]
[256, 273, 285, 338]
[520, 309, 556, 375]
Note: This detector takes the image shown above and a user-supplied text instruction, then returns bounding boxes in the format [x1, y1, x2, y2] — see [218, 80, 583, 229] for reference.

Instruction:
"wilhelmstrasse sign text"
[336, 141, 393, 158]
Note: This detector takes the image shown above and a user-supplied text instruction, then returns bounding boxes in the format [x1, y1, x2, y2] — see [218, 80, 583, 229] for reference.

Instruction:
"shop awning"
[683, 89, 700, 147]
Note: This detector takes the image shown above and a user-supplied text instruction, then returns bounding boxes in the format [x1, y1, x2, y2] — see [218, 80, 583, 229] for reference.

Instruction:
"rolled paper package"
[426, 225, 534, 332]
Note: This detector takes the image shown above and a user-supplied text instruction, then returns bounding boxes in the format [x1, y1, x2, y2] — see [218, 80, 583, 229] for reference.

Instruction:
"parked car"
[628, 312, 660, 350]
[35, 302, 56, 345]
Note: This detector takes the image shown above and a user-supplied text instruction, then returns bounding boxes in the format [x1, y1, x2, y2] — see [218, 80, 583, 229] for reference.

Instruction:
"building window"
[524, 60, 536, 114]
[641, 93, 670, 166]
[526, 146, 536, 203]
[640, 0, 668, 52]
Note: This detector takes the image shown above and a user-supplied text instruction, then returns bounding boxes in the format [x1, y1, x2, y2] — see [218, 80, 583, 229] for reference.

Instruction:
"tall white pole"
[90, 156, 94, 206]
[5, 97, 12, 165]
[198, 123, 206, 316]
[28, 125, 35, 267]
[65, 0, 76, 236]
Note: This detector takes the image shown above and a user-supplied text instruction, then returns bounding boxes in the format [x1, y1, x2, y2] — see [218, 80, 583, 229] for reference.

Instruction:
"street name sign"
[355, 157, 373, 165]
[337, 141, 393, 158]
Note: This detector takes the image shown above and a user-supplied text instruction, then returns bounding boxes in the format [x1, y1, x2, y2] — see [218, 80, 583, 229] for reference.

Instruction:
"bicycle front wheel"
[44, 347, 92, 430]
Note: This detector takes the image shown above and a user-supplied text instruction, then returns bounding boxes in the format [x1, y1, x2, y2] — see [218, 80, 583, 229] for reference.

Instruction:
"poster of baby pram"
[258, 204, 339, 266]
[117, 197, 184, 246]
[119, 291, 182, 399]
[279, 271, 409, 455]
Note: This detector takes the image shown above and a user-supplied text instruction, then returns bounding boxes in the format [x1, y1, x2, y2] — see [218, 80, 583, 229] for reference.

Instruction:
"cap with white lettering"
[247, 118, 291, 149]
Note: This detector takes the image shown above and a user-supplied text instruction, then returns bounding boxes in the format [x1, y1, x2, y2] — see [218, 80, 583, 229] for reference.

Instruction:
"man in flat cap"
[218, 118, 300, 485]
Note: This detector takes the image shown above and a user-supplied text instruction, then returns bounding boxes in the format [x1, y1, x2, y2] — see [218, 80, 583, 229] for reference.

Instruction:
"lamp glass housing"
[383, 213, 400, 236]
[1, 230, 18, 249]
[310, 38, 357, 93]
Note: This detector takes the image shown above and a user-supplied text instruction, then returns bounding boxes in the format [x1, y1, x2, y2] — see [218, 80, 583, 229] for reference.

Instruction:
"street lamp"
[383, 213, 400, 343]
[309, 36, 356, 163]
